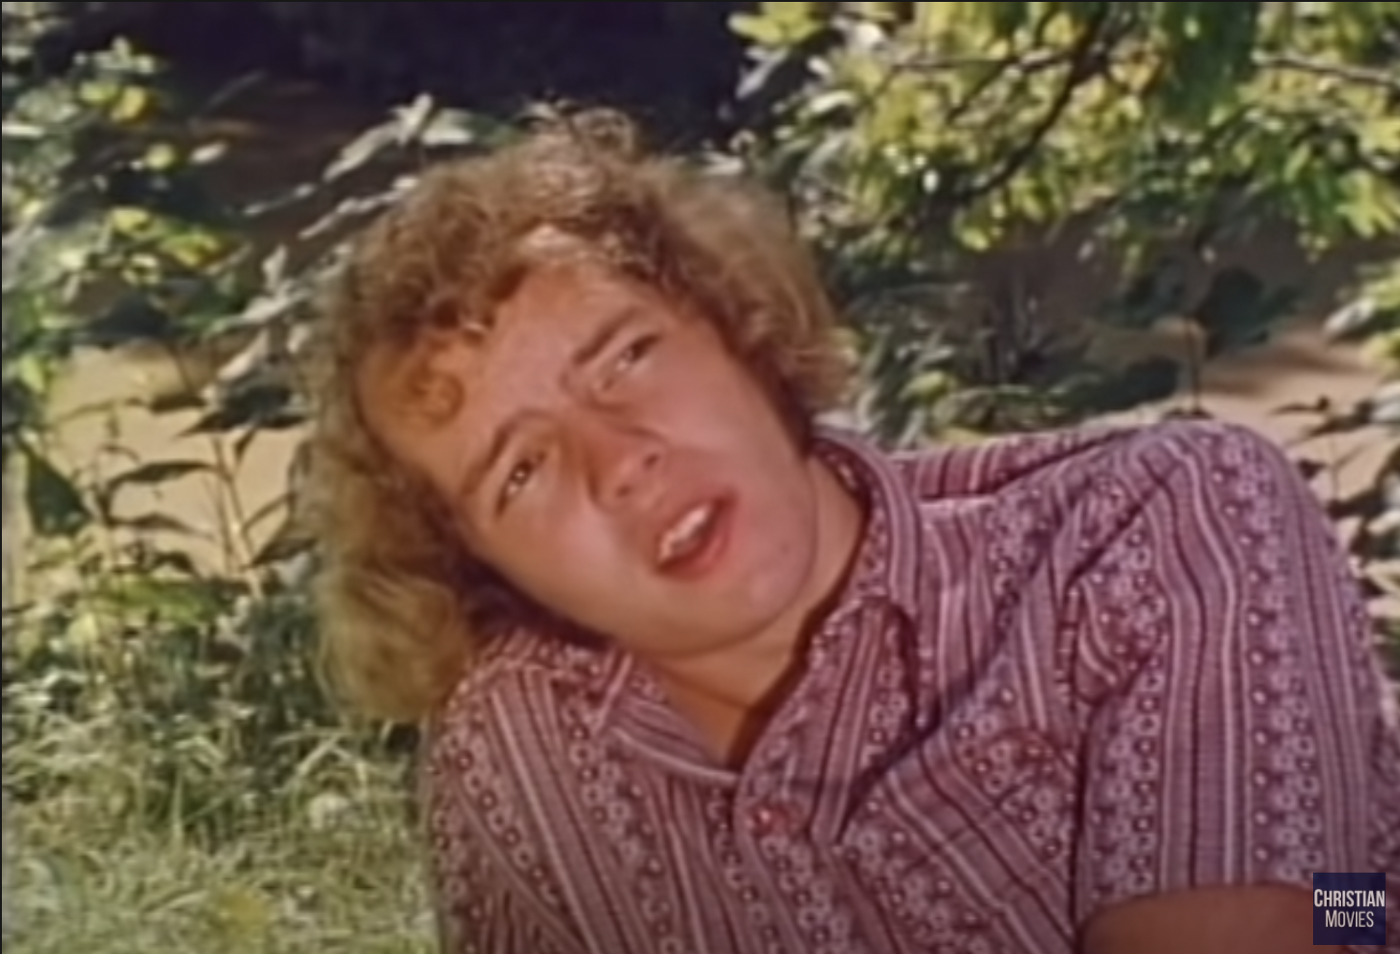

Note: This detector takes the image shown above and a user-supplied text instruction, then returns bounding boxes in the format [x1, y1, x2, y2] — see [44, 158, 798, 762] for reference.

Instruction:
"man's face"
[356, 258, 840, 665]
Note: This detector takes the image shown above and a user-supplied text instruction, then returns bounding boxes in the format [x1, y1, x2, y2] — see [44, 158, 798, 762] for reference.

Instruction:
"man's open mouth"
[654, 496, 732, 576]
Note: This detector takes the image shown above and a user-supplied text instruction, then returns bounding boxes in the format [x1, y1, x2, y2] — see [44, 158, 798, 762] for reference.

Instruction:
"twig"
[948, 5, 1113, 202]
[1256, 54, 1400, 93]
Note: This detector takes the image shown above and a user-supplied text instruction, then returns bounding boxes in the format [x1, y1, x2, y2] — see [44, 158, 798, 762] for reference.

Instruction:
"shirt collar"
[810, 426, 925, 623]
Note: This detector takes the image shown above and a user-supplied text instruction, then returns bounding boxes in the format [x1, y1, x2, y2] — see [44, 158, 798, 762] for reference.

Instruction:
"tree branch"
[944, 6, 1111, 204]
[1256, 54, 1400, 93]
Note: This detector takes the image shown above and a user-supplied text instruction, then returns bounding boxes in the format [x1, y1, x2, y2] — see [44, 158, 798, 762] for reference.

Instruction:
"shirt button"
[749, 803, 786, 835]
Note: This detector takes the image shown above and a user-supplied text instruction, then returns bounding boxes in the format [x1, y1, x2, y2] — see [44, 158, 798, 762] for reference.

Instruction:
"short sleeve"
[419, 716, 583, 954]
[1065, 421, 1400, 938]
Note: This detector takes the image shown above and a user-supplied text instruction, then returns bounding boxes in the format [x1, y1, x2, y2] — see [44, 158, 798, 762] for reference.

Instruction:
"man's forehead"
[499, 256, 640, 322]
[360, 270, 642, 430]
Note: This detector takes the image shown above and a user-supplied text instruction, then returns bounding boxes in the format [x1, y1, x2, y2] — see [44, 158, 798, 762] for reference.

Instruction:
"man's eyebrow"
[572, 305, 642, 368]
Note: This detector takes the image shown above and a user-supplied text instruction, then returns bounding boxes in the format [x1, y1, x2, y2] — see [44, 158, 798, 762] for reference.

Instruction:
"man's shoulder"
[883, 416, 1288, 508]
[871, 417, 1300, 590]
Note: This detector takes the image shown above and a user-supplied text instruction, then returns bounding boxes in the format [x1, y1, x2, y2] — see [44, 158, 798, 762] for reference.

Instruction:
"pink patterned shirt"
[422, 420, 1400, 953]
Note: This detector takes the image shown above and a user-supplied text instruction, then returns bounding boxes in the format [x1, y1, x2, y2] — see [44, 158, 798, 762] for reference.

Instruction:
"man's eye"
[615, 334, 658, 371]
[501, 455, 539, 504]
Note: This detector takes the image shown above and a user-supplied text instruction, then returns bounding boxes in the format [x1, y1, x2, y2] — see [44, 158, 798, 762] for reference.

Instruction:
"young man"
[307, 112, 1399, 953]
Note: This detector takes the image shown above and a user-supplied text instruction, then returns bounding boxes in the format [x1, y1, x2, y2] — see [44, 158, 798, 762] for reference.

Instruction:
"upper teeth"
[658, 502, 716, 564]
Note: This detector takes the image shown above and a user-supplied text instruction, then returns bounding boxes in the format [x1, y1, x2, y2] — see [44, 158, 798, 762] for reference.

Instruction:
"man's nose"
[585, 421, 664, 509]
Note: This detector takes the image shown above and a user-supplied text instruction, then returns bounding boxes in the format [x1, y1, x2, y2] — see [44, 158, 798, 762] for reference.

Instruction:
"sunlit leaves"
[747, 1, 1397, 254]
[731, 0, 1398, 445]
[730, 1, 826, 48]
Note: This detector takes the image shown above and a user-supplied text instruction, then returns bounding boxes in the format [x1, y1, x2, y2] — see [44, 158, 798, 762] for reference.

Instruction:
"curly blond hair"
[305, 110, 853, 724]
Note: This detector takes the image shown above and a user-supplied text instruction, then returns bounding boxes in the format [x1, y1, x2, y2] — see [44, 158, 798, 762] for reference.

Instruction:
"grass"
[2, 758, 435, 953]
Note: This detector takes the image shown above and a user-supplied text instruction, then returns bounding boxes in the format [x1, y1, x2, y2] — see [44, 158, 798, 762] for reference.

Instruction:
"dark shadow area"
[34, 2, 749, 145]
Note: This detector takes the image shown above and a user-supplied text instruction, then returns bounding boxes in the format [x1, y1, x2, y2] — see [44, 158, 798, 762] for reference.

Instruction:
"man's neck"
[647, 454, 867, 763]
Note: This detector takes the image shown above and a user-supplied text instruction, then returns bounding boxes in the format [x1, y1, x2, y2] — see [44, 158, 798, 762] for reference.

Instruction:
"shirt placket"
[725, 598, 901, 954]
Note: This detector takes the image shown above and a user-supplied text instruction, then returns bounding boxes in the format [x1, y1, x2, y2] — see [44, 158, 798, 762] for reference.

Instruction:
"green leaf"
[185, 382, 298, 435]
[322, 123, 400, 182]
[108, 512, 204, 536]
[1324, 297, 1380, 341]
[102, 460, 213, 490]
[249, 519, 312, 567]
[1339, 174, 1400, 239]
[96, 575, 232, 626]
[23, 446, 89, 537]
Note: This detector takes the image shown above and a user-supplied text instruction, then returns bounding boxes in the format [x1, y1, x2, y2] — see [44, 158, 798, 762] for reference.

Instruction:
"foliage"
[729, 1, 1400, 443]
[2, 4, 507, 946]
[6, 16, 311, 840]
[1, 15, 499, 954]
[4, 792, 433, 952]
